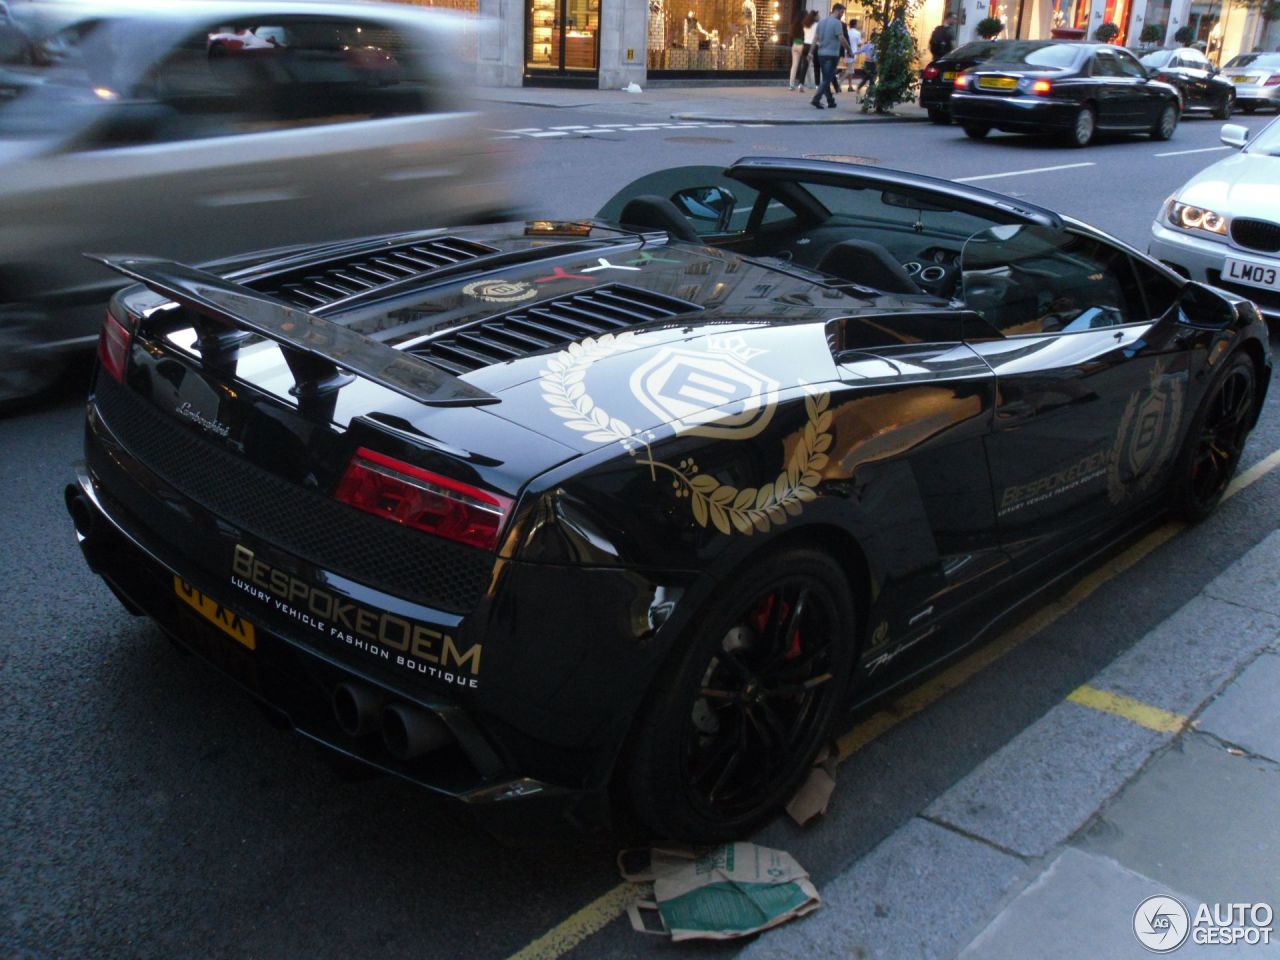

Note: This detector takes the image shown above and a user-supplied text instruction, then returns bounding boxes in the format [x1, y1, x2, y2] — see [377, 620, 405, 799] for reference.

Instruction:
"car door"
[1090, 49, 1134, 126]
[960, 224, 1188, 566]
[1116, 48, 1165, 123]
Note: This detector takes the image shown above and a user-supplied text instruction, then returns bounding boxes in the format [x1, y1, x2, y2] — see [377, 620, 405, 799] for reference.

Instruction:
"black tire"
[1171, 352, 1258, 522]
[1067, 105, 1095, 147]
[626, 547, 858, 841]
[928, 107, 951, 125]
[1242, 102, 1257, 114]
[1151, 102, 1179, 141]
[1213, 93, 1234, 120]
[963, 124, 990, 139]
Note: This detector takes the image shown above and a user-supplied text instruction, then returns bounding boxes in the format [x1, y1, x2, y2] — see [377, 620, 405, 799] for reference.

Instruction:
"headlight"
[1169, 201, 1229, 236]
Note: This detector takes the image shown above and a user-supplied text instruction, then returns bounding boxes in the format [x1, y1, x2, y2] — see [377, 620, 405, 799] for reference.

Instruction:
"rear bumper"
[68, 379, 701, 823]
[949, 93, 1077, 130]
[919, 83, 953, 110]
[1229, 83, 1280, 107]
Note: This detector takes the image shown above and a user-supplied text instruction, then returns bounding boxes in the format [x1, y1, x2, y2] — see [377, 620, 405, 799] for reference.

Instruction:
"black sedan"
[1140, 46, 1235, 118]
[920, 39, 1003, 124]
[67, 158, 1270, 842]
[951, 40, 1182, 146]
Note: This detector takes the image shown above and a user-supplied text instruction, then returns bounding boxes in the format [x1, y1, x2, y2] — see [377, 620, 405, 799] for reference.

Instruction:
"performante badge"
[539, 333, 832, 536]
[463, 278, 537, 303]
[1108, 360, 1186, 504]
[628, 336, 780, 441]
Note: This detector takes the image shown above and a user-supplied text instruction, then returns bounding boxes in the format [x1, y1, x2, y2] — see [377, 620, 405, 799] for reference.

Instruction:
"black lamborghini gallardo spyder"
[67, 159, 1271, 841]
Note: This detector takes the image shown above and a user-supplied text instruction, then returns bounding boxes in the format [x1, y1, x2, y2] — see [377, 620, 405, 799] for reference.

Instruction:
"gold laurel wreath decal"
[539, 333, 643, 450]
[637, 390, 832, 536]
[539, 335, 833, 536]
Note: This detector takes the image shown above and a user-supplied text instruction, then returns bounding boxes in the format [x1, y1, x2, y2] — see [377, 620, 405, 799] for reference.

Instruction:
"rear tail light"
[334, 447, 514, 551]
[1031, 79, 1052, 95]
[1264, 74, 1280, 86]
[1155, 72, 1170, 83]
[954, 72, 970, 89]
[97, 304, 136, 384]
[924, 64, 940, 80]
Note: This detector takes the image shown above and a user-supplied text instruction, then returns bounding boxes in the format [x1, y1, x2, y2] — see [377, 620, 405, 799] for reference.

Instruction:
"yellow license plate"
[943, 70, 957, 80]
[1231, 75, 1249, 83]
[978, 76, 1018, 90]
[174, 576, 256, 649]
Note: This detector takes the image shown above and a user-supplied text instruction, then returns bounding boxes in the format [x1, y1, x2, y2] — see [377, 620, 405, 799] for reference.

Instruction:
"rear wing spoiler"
[89, 255, 498, 408]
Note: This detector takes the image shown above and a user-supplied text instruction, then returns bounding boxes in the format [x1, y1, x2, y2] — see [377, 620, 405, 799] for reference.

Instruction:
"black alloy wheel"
[1152, 102, 1179, 140]
[1173, 352, 1258, 521]
[963, 124, 990, 139]
[626, 548, 857, 841]
[1068, 105, 1095, 147]
[1213, 93, 1234, 119]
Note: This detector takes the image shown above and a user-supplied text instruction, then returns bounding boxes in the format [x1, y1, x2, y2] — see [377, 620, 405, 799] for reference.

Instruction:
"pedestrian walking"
[843, 17, 862, 91]
[855, 33, 877, 107]
[810, 3, 851, 110]
[929, 12, 956, 60]
[790, 10, 819, 90]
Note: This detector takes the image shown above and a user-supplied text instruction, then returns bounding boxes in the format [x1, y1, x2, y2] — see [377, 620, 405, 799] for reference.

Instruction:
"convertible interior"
[602, 163, 1164, 337]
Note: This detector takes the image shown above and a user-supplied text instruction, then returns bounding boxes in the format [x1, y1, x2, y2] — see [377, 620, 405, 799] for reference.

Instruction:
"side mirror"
[670, 186, 737, 233]
[1220, 123, 1249, 148]
[1177, 281, 1239, 328]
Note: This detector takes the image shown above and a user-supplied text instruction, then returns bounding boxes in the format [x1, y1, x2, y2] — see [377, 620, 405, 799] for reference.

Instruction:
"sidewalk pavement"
[473, 82, 930, 125]
[740, 530, 1280, 960]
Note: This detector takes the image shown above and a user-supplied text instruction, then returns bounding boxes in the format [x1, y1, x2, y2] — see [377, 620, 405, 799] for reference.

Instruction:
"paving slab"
[1196, 652, 1280, 762]
[924, 701, 1167, 858]
[1075, 733, 1280, 906]
[1203, 530, 1280, 618]
[1085, 595, 1280, 719]
[739, 818, 1026, 960]
[956, 847, 1255, 960]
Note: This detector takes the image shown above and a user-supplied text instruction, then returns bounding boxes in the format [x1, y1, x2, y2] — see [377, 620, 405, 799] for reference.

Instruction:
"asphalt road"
[2, 105, 1277, 960]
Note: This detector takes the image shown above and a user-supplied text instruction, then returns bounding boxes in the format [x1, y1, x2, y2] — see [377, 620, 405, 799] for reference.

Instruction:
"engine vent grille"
[409, 284, 705, 374]
[248, 237, 498, 309]
[1230, 218, 1280, 254]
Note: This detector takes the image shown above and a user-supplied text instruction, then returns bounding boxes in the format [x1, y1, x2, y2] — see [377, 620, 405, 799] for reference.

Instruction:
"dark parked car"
[67, 158, 1270, 841]
[951, 40, 1181, 147]
[920, 39, 1002, 123]
[1139, 46, 1234, 118]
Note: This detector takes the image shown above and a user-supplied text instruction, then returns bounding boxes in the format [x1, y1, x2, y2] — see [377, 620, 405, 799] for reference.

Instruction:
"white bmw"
[1149, 117, 1280, 321]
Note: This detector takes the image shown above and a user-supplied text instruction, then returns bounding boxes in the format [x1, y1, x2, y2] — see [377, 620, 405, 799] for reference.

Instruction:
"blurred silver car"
[0, 1, 504, 401]
[1218, 51, 1280, 114]
[1149, 117, 1280, 321]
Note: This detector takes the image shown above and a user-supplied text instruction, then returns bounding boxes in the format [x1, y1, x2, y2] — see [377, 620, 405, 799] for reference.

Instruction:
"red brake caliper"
[750, 593, 802, 660]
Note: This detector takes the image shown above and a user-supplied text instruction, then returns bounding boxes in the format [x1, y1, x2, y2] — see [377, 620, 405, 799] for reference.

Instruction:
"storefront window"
[527, 0, 599, 71]
[649, 0, 798, 73]
[394, 0, 479, 12]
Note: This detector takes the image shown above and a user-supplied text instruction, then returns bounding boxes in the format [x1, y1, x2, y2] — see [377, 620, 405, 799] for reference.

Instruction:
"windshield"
[986, 41, 1080, 69]
[1245, 116, 1280, 156]
[1225, 52, 1280, 69]
[1140, 50, 1173, 68]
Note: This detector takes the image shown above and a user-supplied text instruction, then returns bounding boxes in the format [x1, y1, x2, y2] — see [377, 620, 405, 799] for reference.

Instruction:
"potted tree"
[1174, 25, 1195, 45]
[976, 16, 1004, 38]
[1140, 23, 1163, 47]
[1094, 21, 1120, 42]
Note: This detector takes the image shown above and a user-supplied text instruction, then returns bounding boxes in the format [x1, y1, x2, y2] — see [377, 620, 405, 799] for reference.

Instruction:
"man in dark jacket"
[929, 13, 956, 60]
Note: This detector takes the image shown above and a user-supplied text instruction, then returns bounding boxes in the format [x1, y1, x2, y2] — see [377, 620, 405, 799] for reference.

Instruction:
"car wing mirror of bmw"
[1177, 280, 1241, 328]
[1220, 123, 1250, 149]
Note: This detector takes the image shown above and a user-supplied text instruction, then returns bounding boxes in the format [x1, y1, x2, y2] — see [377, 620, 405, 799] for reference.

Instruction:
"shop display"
[526, 0, 598, 71]
[650, 0, 795, 72]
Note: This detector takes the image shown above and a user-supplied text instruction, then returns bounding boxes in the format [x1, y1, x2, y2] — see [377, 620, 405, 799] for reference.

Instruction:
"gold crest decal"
[1108, 362, 1185, 504]
[628, 336, 780, 441]
[539, 334, 832, 536]
[463, 278, 537, 303]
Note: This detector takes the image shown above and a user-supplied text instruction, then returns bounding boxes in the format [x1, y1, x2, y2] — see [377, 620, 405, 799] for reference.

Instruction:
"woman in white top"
[791, 10, 819, 90]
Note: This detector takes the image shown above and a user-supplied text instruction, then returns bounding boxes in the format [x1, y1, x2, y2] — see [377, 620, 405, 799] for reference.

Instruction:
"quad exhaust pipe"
[331, 683, 450, 760]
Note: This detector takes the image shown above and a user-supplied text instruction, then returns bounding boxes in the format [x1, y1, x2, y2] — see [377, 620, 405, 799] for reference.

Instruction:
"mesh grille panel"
[1230, 219, 1280, 254]
[94, 376, 493, 614]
